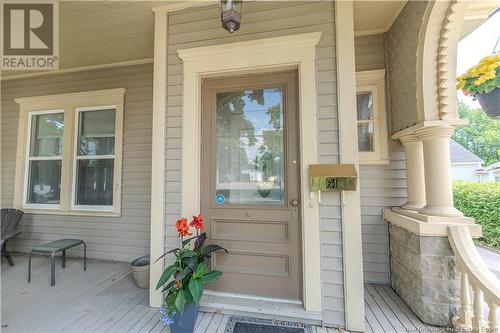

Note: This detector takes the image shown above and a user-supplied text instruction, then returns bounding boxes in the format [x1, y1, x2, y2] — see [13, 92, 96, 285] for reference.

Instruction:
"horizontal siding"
[166, 2, 343, 327]
[359, 142, 407, 284]
[354, 34, 386, 71]
[354, 34, 406, 284]
[0, 64, 153, 262]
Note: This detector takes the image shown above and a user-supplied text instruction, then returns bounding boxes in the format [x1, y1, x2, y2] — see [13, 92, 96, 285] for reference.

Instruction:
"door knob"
[291, 199, 299, 206]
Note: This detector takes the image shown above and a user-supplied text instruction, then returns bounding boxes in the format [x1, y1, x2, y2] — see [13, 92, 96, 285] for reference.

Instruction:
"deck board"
[2, 255, 438, 333]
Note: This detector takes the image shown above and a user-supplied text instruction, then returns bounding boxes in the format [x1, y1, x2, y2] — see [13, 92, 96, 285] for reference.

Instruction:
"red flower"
[175, 217, 192, 237]
[190, 214, 204, 230]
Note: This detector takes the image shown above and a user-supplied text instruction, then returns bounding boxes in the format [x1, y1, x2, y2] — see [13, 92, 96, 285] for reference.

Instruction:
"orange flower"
[175, 280, 182, 288]
[175, 217, 192, 237]
[190, 214, 204, 230]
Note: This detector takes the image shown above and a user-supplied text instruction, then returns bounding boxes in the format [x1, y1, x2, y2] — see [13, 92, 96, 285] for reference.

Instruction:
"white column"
[399, 134, 426, 211]
[416, 126, 463, 217]
[335, 1, 365, 331]
[150, 9, 167, 307]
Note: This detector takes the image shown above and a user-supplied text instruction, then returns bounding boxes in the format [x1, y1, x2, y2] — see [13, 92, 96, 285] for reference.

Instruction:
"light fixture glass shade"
[219, 0, 242, 33]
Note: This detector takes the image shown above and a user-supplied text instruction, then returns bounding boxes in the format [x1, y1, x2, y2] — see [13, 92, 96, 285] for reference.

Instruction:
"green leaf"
[200, 244, 228, 257]
[154, 248, 180, 263]
[161, 280, 176, 293]
[188, 278, 203, 304]
[201, 270, 223, 284]
[180, 249, 197, 258]
[156, 265, 177, 290]
[175, 290, 187, 314]
[175, 266, 191, 281]
[193, 262, 206, 279]
[182, 256, 199, 272]
[182, 236, 197, 247]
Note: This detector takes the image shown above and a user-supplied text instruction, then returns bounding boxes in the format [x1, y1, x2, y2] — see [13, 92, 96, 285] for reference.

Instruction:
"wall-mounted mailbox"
[308, 164, 358, 192]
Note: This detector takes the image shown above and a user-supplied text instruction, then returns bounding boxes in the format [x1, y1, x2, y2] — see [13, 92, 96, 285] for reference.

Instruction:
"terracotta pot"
[477, 88, 500, 119]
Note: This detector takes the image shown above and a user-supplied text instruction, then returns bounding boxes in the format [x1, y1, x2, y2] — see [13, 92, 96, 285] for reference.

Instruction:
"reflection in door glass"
[216, 88, 284, 205]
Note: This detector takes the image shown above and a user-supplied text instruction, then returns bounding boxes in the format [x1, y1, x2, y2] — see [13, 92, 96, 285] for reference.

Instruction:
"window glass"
[77, 109, 115, 156]
[26, 113, 64, 205]
[356, 93, 373, 120]
[30, 113, 64, 157]
[75, 159, 114, 206]
[358, 122, 374, 152]
[27, 160, 62, 204]
[356, 92, 375, 152]
[75, 109, 116, 207]
[215, 88, 284, 205]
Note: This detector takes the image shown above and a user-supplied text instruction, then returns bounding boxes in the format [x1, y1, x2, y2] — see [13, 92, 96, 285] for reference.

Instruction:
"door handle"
[291, 199, 299, 206]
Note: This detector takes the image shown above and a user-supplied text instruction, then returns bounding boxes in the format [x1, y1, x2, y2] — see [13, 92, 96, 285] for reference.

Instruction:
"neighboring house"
[449, 139, 484, 182]
[1, 1, 498, 332]
[476, 162, 500, 182]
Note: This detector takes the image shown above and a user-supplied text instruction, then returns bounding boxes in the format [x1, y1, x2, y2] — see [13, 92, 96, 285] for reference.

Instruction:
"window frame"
[23, 109, 65, 210]
[14, 88, 126, 217]
[355, 70, 389, 164]
[71, 105, 118, 212]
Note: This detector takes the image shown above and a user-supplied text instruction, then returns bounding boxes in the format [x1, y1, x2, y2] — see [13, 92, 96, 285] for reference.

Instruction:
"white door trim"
[177, 32, 323, 312]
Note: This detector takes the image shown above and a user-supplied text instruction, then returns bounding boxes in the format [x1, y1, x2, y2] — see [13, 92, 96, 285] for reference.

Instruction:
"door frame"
[177, 32, 322, 312]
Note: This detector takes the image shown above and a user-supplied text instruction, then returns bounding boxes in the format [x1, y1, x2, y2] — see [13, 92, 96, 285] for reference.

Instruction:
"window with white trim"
[356, 70, 389, 164]
[15, 89, 125, 216]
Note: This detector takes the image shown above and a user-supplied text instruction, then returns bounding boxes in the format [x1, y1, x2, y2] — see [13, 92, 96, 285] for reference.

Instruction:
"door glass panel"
[215, 88, 285, 205]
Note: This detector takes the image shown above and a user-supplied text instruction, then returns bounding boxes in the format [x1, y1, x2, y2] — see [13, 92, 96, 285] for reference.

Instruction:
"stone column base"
[388, 223, 461, 326]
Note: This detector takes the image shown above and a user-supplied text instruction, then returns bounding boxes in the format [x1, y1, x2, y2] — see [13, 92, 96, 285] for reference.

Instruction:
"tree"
[452, 101, 500, 165]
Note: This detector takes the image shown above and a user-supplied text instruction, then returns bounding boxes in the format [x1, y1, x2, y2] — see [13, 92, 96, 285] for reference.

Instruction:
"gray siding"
[354, 34, 407, 283]
[1, 64, 153, 262]
[354, 34, 385, 72]
[165, 2, 344, 326]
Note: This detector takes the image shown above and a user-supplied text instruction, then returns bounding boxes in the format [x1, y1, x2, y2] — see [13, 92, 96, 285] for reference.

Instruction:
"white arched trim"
[417, 0, 469, 122]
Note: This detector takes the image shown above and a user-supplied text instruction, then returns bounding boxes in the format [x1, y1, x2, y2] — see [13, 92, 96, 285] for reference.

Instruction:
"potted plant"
[456, 54, 500, 118]
[156, 214, 227, 332]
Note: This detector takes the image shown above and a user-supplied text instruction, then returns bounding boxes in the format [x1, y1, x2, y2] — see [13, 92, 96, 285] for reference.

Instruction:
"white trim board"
[149, 10, 168, 308]
[335, 1, 366, 332]
[177, 32, 323, 313]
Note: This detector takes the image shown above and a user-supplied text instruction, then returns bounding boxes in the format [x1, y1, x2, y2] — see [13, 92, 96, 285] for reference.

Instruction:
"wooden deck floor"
[2, 255, 435, 333]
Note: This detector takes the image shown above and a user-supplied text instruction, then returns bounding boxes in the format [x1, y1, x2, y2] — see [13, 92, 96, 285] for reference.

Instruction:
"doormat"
[225, 316, 314, 333]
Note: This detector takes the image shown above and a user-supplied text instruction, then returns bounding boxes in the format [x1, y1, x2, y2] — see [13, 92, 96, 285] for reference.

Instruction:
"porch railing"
[448, 225, 500, 331]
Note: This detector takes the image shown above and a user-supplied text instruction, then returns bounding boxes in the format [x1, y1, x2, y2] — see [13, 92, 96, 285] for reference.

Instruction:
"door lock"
[291, 199, 299, 206]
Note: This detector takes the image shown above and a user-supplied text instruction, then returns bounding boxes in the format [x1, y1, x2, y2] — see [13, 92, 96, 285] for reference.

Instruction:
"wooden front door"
[201, 71, 301, 300]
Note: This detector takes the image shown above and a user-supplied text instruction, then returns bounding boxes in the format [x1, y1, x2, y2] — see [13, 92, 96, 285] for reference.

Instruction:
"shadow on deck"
[2, 255, 437, 333]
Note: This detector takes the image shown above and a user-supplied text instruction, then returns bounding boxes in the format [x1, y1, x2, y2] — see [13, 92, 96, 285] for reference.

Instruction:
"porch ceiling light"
[219, 0, 242, 33]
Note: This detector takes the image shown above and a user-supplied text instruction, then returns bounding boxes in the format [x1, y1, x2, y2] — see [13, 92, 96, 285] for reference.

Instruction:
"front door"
[201, 71, 301, 300]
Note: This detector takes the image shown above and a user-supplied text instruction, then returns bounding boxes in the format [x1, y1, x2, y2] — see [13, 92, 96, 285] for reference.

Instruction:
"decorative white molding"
[383, 209, 482, 237]
[355, 69, 385, 81]
[391, 119, 468, 140]
[178, 32, 323, 62]
[437, 1, 468, 120]
[1, 59, 153, 81]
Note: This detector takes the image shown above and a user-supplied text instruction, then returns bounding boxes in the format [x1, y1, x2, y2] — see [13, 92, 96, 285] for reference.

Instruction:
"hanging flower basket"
[477, 87, 500, 118]
[457, 54, 500, 119]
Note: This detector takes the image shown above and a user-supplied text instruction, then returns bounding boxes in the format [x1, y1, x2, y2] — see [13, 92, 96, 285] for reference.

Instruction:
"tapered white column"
[399, 134, 426, 210]
[416, 126, 463, 217]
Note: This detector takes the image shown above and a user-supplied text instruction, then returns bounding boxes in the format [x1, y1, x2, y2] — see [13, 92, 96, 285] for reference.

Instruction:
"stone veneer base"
[388, 223, 460, 326]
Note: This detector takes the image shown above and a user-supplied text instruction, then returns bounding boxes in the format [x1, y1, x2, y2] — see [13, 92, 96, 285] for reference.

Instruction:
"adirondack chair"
[1, 208, 24, 266]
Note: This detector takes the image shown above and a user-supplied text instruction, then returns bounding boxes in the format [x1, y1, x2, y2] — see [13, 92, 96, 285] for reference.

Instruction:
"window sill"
[19, 207, 121, 218]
